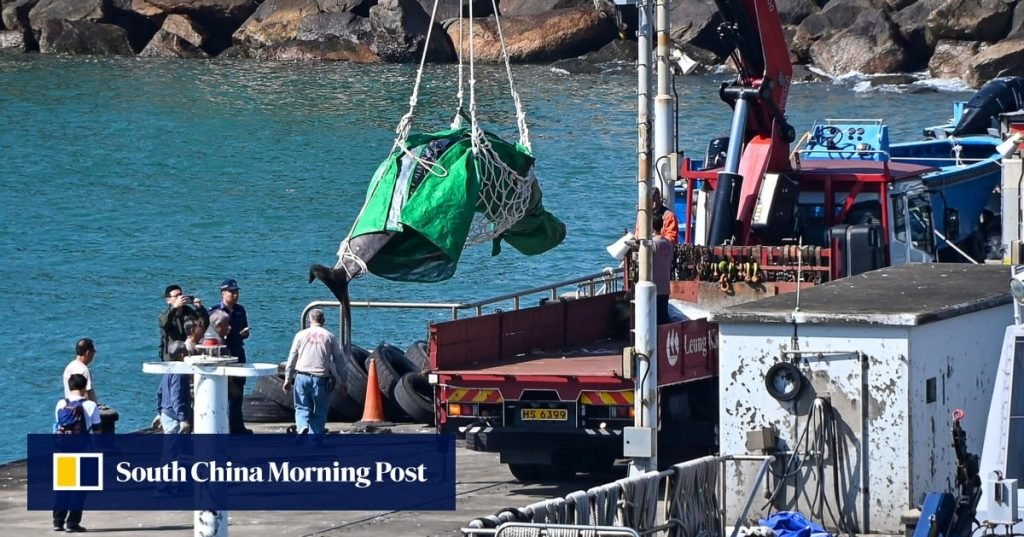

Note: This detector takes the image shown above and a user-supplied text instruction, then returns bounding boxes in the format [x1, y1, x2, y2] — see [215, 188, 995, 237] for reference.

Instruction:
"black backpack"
[56, 399, 87, 434]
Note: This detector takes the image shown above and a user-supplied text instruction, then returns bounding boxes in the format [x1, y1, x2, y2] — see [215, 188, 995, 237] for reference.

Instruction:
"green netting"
[344, 128, 565, 283]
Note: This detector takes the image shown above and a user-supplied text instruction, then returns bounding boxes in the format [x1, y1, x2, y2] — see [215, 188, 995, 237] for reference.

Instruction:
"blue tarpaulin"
[760, 511, 831, 537]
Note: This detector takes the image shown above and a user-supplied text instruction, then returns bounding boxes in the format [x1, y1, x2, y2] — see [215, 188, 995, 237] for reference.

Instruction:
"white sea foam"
[549, 67, 570, 76]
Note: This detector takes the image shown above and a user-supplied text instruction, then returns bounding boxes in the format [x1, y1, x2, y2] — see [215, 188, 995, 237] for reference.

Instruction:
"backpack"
[56, 399, 87, 434]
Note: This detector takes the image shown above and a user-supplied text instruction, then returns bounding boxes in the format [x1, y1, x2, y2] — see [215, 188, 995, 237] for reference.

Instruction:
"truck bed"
[433, 345, 626, 379]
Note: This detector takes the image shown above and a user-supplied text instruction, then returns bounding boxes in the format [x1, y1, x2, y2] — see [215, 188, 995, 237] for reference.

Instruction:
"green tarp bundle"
[346, 128, 566, 282]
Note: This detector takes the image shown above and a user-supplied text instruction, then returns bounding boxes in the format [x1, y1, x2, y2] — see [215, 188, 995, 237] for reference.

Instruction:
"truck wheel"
[507, 464, 541, 481]
[508, 463, 574, 482]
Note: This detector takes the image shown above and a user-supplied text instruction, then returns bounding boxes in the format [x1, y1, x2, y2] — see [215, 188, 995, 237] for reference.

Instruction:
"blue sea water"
[0, 55, 974, 463]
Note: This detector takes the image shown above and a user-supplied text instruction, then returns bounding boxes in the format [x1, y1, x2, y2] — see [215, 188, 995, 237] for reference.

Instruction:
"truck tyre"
[404, 340, 430, 373]
[507, 464, 541, 481]
[394, 372, 434, 424]
[508, 463, 574, 482]
[241, 396, 292, 423]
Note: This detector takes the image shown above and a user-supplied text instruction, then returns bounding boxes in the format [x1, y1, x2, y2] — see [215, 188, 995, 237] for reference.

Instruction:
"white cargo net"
[390, 0, 536, 245]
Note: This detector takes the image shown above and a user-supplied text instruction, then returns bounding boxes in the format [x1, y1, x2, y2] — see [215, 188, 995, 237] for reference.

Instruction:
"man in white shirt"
[283, 309, 344, 438]
[53, 373, 101, 532]
[63, 338, 97, 401]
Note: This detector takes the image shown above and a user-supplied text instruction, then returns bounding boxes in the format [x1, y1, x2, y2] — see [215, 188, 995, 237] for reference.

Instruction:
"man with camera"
[283, 309, 344, 440]
[159, 284, 209, 362]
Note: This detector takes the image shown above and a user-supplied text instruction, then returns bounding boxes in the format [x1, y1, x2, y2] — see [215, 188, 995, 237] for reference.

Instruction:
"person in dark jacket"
[160, 284, 208, 362]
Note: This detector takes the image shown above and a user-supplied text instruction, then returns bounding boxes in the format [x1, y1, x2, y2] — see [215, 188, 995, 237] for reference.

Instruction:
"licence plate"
[521, 408, 568, 421]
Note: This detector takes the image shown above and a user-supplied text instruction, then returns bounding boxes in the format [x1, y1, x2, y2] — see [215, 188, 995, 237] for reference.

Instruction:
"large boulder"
[965, 39, 1024, 88]
[133, 0, 256, 26]
[369, 0, 454, 62]
[132, 0, 257, 52]
[414, 0, 495, 20]
[928, 39, 985, 80]
[140, 13, 208, 56]
[233, 0, 320, 48]
[2, 0, 40, 31]
[446, 6, 615, 63]
[791, 0, 881, 63]
[251, 37, 378, 60]
[38, 18, 132, 54]
[807, 10, 908, 74]
[776, 0, 823, 25]
[1008, 0, 1024, 39]
[296, 11, 370, 41]
[669, 0, 727, 62]
[499, 0, 601, 17]
[28, 0, 105, 29]
[893, 0, 944, 69]
[926, 0, 1012, 43]
[0, 28, 27, 48]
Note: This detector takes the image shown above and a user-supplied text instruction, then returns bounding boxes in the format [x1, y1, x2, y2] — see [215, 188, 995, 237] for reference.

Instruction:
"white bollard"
[143, 357, 275, 537]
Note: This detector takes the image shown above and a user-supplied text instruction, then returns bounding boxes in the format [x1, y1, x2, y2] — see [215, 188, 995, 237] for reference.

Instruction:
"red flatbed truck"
[427, 288, 720, 480]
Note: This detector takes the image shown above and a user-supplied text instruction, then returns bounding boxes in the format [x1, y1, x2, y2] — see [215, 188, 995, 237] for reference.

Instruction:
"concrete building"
[710, 264, 1012, 534]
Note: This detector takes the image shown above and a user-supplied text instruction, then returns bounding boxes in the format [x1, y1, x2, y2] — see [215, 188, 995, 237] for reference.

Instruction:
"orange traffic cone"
[355, 358, 392, 431]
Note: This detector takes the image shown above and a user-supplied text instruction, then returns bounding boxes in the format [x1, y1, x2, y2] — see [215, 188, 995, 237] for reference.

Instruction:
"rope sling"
[388, 0, 535, 245]
[311, 0, 565, 347]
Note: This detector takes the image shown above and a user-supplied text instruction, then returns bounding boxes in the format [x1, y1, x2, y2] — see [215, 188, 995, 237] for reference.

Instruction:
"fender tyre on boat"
[241, 395, 292, 423]
[404, 340, 431, 373]
[394, 372, 434, 424]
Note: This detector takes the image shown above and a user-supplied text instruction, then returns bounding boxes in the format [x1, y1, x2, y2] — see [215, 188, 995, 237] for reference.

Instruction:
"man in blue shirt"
[210, 278, 251, 434]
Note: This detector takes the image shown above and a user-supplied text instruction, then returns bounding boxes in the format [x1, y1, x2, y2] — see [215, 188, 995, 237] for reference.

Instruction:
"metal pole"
[630, 0, 659, 476]
[192, 372, 229, 537]
[654, 0, 676, 209]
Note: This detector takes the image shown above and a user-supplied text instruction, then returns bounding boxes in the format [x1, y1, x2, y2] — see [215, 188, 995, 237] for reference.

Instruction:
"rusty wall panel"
[501, 302, 567, 358]
[429, 314, 501, 369]
[564, 292, 622, 346]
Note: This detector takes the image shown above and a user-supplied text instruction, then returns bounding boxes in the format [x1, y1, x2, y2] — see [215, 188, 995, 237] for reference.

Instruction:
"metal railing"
[462, 455, 774, 537]
[299, 267, 624, 329]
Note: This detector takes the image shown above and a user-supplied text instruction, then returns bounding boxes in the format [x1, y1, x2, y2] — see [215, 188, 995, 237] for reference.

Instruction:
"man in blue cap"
[210, 278, 251, 433]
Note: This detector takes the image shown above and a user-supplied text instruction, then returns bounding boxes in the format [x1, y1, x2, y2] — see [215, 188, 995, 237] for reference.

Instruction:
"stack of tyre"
[242, 341, 435, 425]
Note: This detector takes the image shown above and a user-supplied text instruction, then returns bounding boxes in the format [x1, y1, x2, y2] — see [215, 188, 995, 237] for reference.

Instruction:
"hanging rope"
[387, 0, 538, 245]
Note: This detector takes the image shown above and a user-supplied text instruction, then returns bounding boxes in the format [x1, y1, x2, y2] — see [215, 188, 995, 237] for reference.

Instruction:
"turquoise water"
[0, 55, 973, 463]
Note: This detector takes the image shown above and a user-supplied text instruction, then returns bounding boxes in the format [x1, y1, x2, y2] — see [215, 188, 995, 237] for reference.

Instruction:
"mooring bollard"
[143, 355, 276, 537]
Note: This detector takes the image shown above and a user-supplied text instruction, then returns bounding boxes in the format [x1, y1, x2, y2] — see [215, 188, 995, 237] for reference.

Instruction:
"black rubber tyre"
[404, 340, 431, 373]
[366, 346, 403, 397]
[241, 396, 292, 423]
[365, 351, 408, 421]
[253, 374, 293, 410]
[343, 344, 370, 405]
[394, 372, 434, 424]
[328, 381, 363, 422]
[508, 464, 541, 481]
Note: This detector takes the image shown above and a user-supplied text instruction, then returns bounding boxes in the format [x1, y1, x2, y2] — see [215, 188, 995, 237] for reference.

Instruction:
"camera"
[183, 295, 195, 304]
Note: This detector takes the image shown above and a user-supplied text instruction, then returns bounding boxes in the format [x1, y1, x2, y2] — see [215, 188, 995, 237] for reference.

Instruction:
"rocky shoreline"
[0, 0, 1020, 88]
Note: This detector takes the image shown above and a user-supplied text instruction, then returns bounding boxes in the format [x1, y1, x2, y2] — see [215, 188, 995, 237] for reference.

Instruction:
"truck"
[428, 276, 719, 480]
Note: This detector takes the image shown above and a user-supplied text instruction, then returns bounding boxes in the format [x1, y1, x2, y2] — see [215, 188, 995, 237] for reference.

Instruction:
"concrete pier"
[0, 423, 622, 536]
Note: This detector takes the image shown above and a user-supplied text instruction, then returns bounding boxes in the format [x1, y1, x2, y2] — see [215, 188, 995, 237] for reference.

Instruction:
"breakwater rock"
[0, 0, 1022, 87]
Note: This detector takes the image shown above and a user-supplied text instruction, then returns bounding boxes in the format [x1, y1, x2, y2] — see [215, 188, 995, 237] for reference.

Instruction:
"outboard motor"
[952, 77, 1024, 136]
